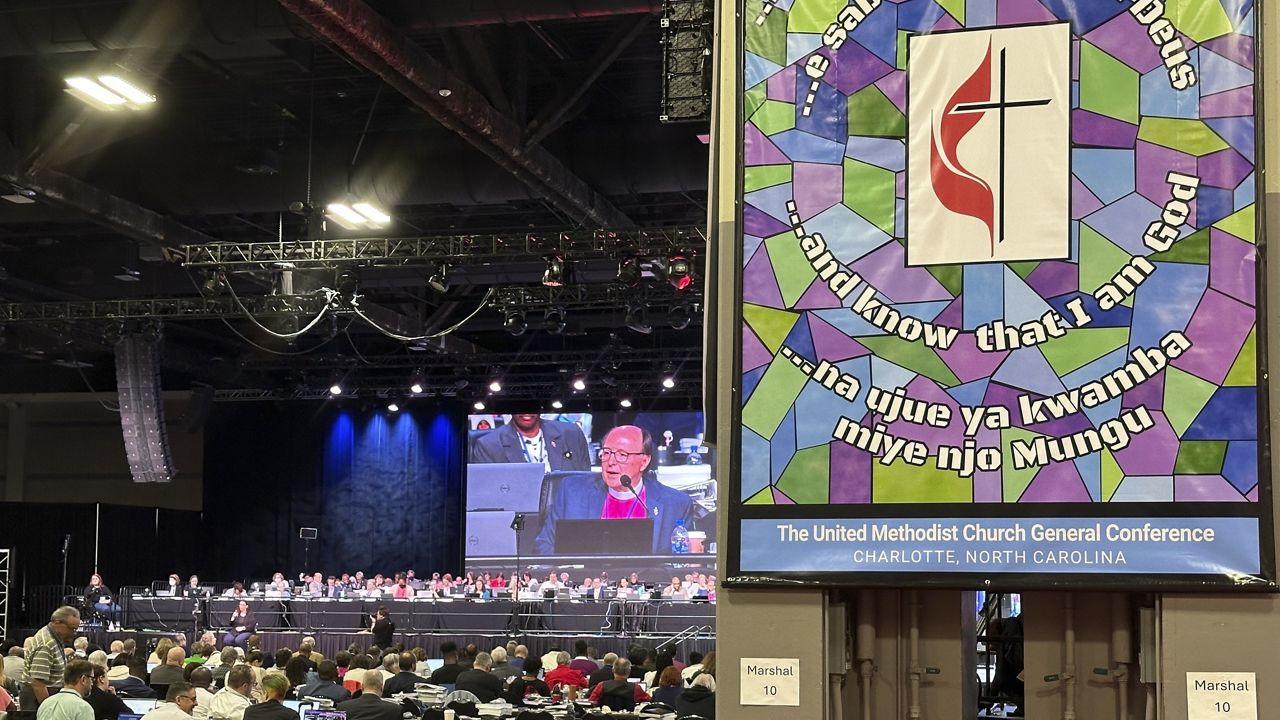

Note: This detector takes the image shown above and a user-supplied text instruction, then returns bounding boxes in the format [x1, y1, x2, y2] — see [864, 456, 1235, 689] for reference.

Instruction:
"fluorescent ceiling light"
[325, 203, 367, 229]
[1, 194, 35, 204]
[97, 76, 155, 105]
[352, 202, 390, 225]
[65, 76, 126, 109]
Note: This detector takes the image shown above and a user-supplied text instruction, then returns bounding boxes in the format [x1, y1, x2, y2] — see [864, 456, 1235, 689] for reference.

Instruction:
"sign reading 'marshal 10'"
[728, 0, 1272, 589]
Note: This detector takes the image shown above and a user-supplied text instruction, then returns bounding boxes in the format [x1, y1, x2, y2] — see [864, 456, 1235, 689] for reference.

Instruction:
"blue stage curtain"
[202, 403, 464, 583]
[317, 409, 464, 574]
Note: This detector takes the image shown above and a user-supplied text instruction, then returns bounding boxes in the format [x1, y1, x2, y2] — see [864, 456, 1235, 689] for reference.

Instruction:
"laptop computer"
[553, 518, 654, 555]
[302, 711, 346, 720]
[465, 462, 545, 512]
[123, 699, 157, 714]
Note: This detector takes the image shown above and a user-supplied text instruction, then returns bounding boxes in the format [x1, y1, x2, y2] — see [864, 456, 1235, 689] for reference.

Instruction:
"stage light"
[335, 268, 359, 295]
[571, 374, 587, 391]
[551, 399, 563, 409]
[661, 364, 676, 389]
[624, 304, 652, 335]
[387, 400, 400, 412]
[329, 382, 343, 396]
[473, 400, 485, 411]
[619, 397, 633, 408]
[328, 371, 346, 396]
[503, 308, 527, 336]
[667, 251, 694, 291]
[489, 379, 502, 393]
[670, 302, 693, 330]
[616, 257, 642, 286]
[409, 368, 425, 394]
[543, 307, 566, 334]
[542, 256, 566, 287]
[427, 264, 449, 293]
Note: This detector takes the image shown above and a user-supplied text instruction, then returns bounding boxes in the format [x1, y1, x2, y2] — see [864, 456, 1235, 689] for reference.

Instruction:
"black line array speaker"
[115, 334, 175, 483]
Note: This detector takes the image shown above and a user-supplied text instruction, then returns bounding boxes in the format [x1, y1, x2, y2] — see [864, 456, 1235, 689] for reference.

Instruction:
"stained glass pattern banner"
[731, 0, 1270, 587]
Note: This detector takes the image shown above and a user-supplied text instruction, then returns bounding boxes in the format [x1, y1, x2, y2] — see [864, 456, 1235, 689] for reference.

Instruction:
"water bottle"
[671, 518, 690, 554]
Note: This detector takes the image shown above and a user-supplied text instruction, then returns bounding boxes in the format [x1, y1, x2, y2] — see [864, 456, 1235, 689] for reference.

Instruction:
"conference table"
[123, 594, 715, 635]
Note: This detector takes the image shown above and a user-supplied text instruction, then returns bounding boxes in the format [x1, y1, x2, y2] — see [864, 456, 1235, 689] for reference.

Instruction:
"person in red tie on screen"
[534, 424, 693, 555]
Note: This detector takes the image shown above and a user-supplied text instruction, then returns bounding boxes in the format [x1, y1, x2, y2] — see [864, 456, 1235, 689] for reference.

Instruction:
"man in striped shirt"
[22, 606, 81, 709]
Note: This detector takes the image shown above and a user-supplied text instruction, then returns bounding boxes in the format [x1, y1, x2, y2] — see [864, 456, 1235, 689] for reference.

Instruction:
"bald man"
[534, 424, 694, 554]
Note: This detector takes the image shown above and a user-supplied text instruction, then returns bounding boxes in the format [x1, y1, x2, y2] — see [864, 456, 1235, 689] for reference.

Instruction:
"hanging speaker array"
[115, 333, 175, 483]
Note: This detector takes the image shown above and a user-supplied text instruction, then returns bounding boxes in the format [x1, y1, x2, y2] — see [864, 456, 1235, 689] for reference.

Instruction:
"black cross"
[952, 47, 1052, 246]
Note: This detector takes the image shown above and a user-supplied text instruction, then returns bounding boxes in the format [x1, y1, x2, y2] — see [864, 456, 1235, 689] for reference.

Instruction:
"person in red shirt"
[588, 658, 651, 709]
[543, 652, 587, 695]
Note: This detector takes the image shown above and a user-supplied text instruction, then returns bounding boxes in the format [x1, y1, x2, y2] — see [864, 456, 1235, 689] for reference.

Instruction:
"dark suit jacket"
[296, 680, 350, 703]
[243, 700, 300, 720]
[336, 693, 404, 720]
[454, 669, 504, 702]
[110, 676, 157, 698]
[470, 420, 590, 471]
[534, 472, 694, 554]
[382, 671, 429, 696]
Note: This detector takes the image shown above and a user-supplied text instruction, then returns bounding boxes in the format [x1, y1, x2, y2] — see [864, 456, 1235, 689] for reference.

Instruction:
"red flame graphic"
[930, 40, 995, 255]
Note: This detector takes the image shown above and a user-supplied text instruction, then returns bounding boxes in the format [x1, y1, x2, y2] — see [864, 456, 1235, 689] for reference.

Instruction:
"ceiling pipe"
[0, 134, 217, 248]
[0, 0, 660, 56]
[276, 0, 634, 229]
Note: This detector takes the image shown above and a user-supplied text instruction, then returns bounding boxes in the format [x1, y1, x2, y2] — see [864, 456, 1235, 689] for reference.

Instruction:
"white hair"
[692, 673, 716, 692]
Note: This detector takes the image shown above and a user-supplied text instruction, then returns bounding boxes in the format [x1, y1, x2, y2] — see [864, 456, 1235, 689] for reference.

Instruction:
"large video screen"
[464, 411, 716, 587]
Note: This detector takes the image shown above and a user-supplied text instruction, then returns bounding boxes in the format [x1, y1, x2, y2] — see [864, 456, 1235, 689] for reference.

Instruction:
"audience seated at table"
[454, 651, 503, 702]
[336, 672, 401, 720]
[588, 658, 650, 710]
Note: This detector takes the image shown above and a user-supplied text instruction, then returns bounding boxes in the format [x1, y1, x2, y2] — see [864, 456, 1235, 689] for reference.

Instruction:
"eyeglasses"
[599, 448, 640, 462]
[177, 695, 198, 703]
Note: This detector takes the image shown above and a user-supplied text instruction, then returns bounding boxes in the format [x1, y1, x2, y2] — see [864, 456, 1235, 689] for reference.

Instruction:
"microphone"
[619, 475, 651, 519]
[63, 534, 70, 554]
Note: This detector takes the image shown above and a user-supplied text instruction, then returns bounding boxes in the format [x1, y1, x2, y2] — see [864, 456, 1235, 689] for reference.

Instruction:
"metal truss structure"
[0, 549, 9, 641]
[172, 226, 706, 270]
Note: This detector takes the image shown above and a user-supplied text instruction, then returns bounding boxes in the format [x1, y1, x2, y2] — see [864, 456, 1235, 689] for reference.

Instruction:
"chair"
[597, 682, 636, 712]
[514, 711, 554, 720]
[444, 700, 478, 717]
[640, 702, 675, 714]
[443, 689, 479, 704]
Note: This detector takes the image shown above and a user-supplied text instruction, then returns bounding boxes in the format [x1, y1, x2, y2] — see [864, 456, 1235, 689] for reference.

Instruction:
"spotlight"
[335, 268, 359, 295]
[409, 368, 425, 394]
[624, 304, 652, 335]
[200, 270, 225, 297]
[667, 251, 694, 291]
[542, 256, 567, 287]
[661, 364, 676, 389]
[387, 400, 400, 412]
[473, 400, 486, 411]
[427, 264, 449, 293]
[503, 308, 527, 336]
[670, 302, 693, 330]
[619, 397, 633, 408]
[616, 257, 643, 286]
[489, 379, 502, 393]
[328, 370, 347, 396]
[571, 374, 587, 392]
[453, 367, 470, 390]
[543, 307, 566, 335]
[551, 399, 563, 410]
[329, 382, 344, 396]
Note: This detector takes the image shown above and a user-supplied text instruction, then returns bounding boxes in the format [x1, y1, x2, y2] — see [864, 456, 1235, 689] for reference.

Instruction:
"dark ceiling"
[0, 0, 709, 410]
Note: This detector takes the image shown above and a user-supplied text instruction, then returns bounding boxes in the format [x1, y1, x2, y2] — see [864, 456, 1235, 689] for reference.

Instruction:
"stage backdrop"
[730, 0, 1270, 588]
[204, 403, 464, 581]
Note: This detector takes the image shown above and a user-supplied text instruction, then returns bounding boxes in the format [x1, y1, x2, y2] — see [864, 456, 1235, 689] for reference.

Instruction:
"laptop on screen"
[119, 714, 143, 720]
[466, 463, 545, 512]
[553, 518, 653, 555]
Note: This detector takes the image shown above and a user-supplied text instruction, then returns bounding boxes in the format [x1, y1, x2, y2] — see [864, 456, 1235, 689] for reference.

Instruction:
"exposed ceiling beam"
[0, 134, 219, 248]
[277, 0, 634, 228]
[524, 15, 652, 148]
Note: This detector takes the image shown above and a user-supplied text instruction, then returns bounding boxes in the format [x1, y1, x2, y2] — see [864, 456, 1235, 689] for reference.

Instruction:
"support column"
[710, 0, 830, 717]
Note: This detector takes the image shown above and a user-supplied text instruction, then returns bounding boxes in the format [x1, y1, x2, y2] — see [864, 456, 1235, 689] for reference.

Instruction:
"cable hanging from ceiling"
[348, 287, 496, 343]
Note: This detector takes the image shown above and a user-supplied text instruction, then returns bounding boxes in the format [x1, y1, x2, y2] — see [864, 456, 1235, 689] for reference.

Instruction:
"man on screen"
[534, 424, 693, 555]
[470, 413, 591, 471]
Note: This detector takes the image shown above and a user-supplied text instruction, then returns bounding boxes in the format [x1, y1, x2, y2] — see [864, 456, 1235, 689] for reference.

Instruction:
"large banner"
[730, 0, 1271, 588]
